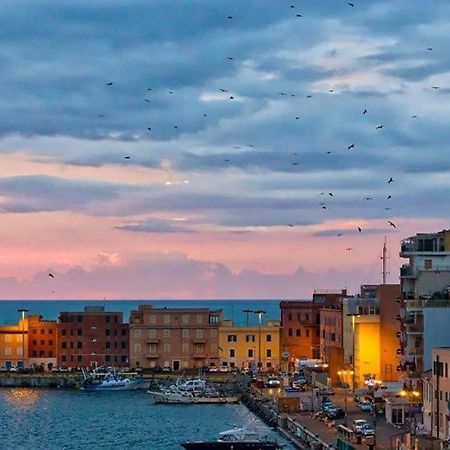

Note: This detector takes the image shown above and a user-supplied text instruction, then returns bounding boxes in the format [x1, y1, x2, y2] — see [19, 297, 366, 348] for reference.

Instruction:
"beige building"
[219, 320, 281, 371]
[129, 305, 223, 371]
[423, 347, 450, 441]
[0, 319, 28, 368]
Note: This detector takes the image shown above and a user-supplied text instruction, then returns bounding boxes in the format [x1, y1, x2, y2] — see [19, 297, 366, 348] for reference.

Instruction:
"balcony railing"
[146, 353, 159, 359]
[146, 339, 160, 344]
[192, 353, 206, 359]
[192, 338, 207, 344]
[406, 298, 450, 308]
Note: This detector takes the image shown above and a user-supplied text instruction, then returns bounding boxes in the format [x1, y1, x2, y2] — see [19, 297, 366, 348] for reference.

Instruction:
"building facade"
[0, 319, 28, 368]
[27, 315, 58, 370]
[129, 305, 223, 371]
[422, 348, 450, 441]
[218, 320, 280, 371]
[57, 306, 129, 369]
[399, 230, 450, 377]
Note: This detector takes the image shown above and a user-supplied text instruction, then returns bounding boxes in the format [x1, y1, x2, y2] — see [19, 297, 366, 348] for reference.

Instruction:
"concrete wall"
[423, 310, 450, 371]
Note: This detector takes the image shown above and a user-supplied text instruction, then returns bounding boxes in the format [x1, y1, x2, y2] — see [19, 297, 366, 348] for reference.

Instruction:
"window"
[424, 259, 432, 270]
[331, 333, 336, 342]
[105, 316, 111, 323]
[106, 329, 111, 336]
[134, 343, 141, 353]
[48, 340, 53, 346]
[49, 329, 53, 334]
[182, 329, 189, 338]
[196, 315, 203, 324]
[121, 342, 126, 349]
[246, 335, 255, 342]
[32, 340, 37, 346]
[230, 349, 235, 358]
[209, 314, 219, 324]
[77, 316, 83, 323]
[39, 351, 45, 357]
[182, 314, 189, 324]
[163, 329, 171, 338]
[121, 329, 126, 336]
[121, 355, 127, 363]
[297, 313, 301, 321]
[305, 314, 309, 322]
[266, 349, 272, 358]
[77, 342, 83, 349]
[149, 344, 157, 353]
[32, 351, 37, 357]
[114, 316, 118, 323]
[163, 315, 170, 325]
[163, 343, 171, 353]
[306, 329, 310, 337]
[296, 329, 301, 337]
[49, 351, 53, 357]
[266, 334, 272, 342]
[105, 355, 111, 362]
[195, 329, 203, 339]
[77, 329, 82, 336]
[210, 329, 217, 338]
[288, 328, 293, 337]
[182, 343, 189, 353]
[148, 314, 156, 324]
[61, 329, 66, 336]
[61, 355, 66, 362]
[322, 330, 325, 338]
[267, 362, 272, 368]
[134, 329, 141, 338]
[40, 329, 45, 334]
[106, 342, 111, 349]
[228, 335, 237, 342]
[148, 329, 156, 338]
[61, 342, 67, 349]
[288, 313, 292, 321]
[248, 349, 254, 357]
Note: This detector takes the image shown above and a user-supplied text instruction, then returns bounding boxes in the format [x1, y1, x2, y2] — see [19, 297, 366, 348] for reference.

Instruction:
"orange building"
[0, 319, 28, 368]
[129, 305, 223, 371]
[28, 315, 58, 370]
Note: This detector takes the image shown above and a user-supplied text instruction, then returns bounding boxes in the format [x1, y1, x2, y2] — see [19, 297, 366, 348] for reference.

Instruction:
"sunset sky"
[0, 0, 449, 299]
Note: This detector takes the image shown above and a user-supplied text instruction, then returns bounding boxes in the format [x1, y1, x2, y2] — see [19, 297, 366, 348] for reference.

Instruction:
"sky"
[0, 0, 449, 299]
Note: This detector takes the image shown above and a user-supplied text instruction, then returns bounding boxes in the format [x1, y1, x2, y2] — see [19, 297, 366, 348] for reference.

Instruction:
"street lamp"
[254, 310, 266, 370]
[400, 384, 420, 436]
[18, 308, 28, 369]
[243, 309, 254, 327]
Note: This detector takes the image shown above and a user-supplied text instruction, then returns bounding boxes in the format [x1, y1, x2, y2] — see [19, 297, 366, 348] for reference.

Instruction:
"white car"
[208, 366, 219, 372]
[361, 424, 375, 436]
[359, 401, 373, 412]
[352, 419, 368, 434]
[266, 376, 280, 387]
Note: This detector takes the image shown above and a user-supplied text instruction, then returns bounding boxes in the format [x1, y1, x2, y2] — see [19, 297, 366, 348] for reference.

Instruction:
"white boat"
[80, 368, 148, 391]
[149, 387, 239, 404]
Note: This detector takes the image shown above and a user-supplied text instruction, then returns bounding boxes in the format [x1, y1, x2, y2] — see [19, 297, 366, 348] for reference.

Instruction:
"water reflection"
[2, 388, 40, 412]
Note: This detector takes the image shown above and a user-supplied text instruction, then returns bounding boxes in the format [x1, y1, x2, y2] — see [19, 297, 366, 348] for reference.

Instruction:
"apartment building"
[0, 319, 28, 368]
[27, 315, 58, 370]
[399, 230, 450, 377]
[129, 305, 223, 371]
[218, 320, 280, 371]
[57, 306, 129, 369]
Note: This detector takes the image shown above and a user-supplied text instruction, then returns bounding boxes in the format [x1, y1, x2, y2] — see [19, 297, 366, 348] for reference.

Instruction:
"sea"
[0, 389, 295, 449]
[0, 299, 294, 450]
[0, 299, 284, 325]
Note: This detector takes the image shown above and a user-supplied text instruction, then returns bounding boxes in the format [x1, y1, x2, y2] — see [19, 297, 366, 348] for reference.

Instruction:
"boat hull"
[182, 442, 281, 449]
[149, 391, 239, 404]
[82, 380, 146, 391]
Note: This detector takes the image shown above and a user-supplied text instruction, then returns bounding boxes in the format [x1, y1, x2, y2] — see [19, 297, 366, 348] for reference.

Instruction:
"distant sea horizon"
[0, 298, 310, 325]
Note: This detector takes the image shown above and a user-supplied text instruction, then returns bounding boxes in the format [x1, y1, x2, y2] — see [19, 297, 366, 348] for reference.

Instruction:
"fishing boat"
[80, 368, 147, 391]
[149, 385, 239, 404]
[181, 425, 283, 449]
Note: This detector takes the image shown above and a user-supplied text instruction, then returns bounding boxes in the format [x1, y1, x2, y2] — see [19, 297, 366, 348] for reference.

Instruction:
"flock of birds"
[44, 0, 441, 285]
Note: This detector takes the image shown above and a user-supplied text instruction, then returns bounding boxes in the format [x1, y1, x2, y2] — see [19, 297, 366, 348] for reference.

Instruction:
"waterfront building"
[57, 306, 129, 369]
[218, 319, 281, 371]
[399, 229, 450, 377]
[129, 305, 223, 371]
[27, 315, 58, 370]
[281, 290, 346, 369]
[422, 348, 450, 441]
[0, 319, 28, 368]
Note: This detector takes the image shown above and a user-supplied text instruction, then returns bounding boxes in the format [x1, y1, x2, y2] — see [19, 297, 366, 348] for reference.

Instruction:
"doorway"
[173, 360, 180, 371]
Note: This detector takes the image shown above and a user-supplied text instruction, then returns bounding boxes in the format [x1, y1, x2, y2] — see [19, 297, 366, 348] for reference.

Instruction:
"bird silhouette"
[345, 247, 353, 251]
[412, 115, 417, 118]
[219, 89, 228, 93]
[226, 57, 234, 60]
[48, 273, 55, 278]
[296, 14, 303, 18]
[358, 227, 362, 232]
[426, 47, 433, 51]
[388, 177, 394, 183]
[348, 2, 355, 6]
[288, 224, 294, 227]
[229, 96, 234, 100]
[328, 193, 334, 197]
[363, 109, 367, 115]
[145, 99, 151, 103]
[106, 82, 113, 86]
[124, 156, 131, 159]
[295, 116, 300, 120]
[365, 197, 373, 200]
[147, 127, 152, 131]
[348, 144, 355, 150]
[376, 125, 384, 130]
[227, 16, 233, 19]
[388, 221, 396, 228]
[306, 95, 312, 98]
[387, 195, 392, 199]
[322, 206, 327, 210]
[292, 162, 299, 166]
[432, 86, 440, 90]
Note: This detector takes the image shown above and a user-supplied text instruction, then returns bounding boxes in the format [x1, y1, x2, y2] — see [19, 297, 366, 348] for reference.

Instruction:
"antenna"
[381, 236, 389, 284]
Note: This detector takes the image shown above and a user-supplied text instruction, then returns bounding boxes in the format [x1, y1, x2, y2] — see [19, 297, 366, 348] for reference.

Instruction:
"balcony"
[146, 353, 159, 359]
[192, 338, 207, 344]
[146, 339, 160, 344]
[192, 354, 206, 359]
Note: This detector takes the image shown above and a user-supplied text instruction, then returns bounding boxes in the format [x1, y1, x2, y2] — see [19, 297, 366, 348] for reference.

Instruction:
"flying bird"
[97, 114, 105, 118]
[358, 227, 362, 232]
[229, 96, 234, 100]
[432, 86, 440, 90]
[227, 16, 233, 19]
[376, 125, 384, 130]
[124, 156, 131, 159]
[224, 159, 231, 162]
[48, 273, 55, 278]
[364, 197, 373, 200]
[296, 14, 303, 18]
[288, 224, 294, 227]
[345, 248, 353, 251]
[412, 115, 417, 118]
[388, 177, 394, 183]
[219, 88, 228, 93]
[305, 95, 313, 98]
[145, 99, 151, 103]
[328, 89, 334, 93]
[363, 109, 367, 115]
[328, 193, 334, 197]
[348, 144, 355, 150]
[295, 116, 300, 120]
[106, 82, 113, 86]
[226, 56, 234, 60]
[348, 2, 355, 6]
[388, 221, 396, 228]
[385, 208, 392, 211]
[326, 151, 332, 154]
[426, 47, 433, 51]
[322, 206, 327, 210]
[387, 195, 392, 199]
[292, 162, 300, 166]
[147, 127, 152, 131]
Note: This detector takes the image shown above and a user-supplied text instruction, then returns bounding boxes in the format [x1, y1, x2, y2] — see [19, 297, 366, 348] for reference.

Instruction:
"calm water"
[0, 389, 294, 450]
[0, 299, 286, 325]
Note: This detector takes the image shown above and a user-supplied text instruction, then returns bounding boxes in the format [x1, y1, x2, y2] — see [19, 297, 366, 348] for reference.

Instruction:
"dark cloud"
[115, 219, 196, 234]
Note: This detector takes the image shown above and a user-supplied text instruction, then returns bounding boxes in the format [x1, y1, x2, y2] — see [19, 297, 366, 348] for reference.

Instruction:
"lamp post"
[18, 308, 28, 369]
[243, 309, 254, 327]
[400, 383, 420, 436]
[254, 310, 266, 370]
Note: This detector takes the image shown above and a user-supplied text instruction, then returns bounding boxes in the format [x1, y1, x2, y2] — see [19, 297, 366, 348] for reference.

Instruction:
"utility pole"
[254, 310, 266, 369]
[381, 236, 389, 285]
[18, 308, 28, 368]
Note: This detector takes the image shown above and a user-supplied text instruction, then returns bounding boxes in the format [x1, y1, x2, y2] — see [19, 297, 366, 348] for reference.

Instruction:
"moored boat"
[80, 368, 148, 391]
[181, 425, 283, 449]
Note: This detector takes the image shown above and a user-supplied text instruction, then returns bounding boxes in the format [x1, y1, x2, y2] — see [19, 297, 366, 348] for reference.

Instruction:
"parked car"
[294, 376, 307, 385]
[219, 366, 230, 373]
[292, 380, 305, 390]
[352, 419, 368, 434]
[265, 376, 280, 388]
[162, 366, 171, 372]
[208, 366, 219, 372]
[361, 423, 375, 436]
[359, 400, 373, 412]
[326, 407, 346, 419]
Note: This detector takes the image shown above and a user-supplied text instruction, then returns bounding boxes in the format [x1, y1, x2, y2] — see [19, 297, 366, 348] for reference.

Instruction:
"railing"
[284, 415, 335, 449]
[406, 298, 450, 308]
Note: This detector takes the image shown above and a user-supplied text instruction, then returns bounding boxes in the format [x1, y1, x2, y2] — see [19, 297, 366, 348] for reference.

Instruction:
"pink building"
[129, 305, 223, 371]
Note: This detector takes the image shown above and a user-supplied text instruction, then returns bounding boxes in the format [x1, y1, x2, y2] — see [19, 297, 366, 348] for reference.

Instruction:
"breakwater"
[0, 374, 79, 388]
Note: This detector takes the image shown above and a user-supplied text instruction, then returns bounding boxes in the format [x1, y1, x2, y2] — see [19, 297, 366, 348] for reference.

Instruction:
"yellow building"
[218, 320, 281, 371]
[354, 315, 380, 387]
[0, 319, 28, 368]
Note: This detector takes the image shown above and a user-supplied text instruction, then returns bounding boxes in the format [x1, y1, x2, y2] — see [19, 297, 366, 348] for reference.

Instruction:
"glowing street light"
[17, 308, 28, 369]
